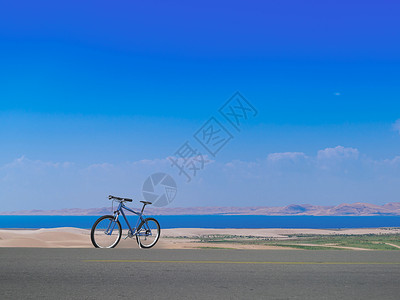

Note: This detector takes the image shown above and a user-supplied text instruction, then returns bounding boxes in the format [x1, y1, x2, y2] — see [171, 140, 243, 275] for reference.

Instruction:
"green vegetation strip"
[176, 234, 400, 250]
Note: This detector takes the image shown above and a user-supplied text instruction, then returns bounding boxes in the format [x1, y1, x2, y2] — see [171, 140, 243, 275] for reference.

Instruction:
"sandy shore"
[1, 227, 399, 249]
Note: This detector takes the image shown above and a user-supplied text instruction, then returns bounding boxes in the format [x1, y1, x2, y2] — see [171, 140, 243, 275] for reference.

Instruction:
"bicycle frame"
[110, 201, 149, 237]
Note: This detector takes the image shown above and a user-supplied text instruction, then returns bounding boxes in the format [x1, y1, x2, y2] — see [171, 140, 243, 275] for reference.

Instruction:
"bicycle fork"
[105, 212, 119, 236]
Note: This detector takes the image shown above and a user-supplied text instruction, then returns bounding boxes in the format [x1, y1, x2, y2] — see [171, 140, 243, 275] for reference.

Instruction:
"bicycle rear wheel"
[136, 218, 160, 249]
[91, 215, 122, 248]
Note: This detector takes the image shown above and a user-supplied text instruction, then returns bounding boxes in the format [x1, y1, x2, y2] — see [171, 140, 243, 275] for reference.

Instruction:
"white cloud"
[85, 163, 114, 171]
[317, 146, 359, 161]
[3, 148, 400, 211]
[267, 152, 307, 162]
[316, 146, 360, 172]
[2, 156, 73, 170]
[132, 158, 171, 166]
[224, 159, 259, 169]
[383, 156, 400, 166]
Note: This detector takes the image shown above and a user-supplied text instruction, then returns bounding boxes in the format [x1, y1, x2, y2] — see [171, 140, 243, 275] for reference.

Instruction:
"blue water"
[1, 215, 400, 229]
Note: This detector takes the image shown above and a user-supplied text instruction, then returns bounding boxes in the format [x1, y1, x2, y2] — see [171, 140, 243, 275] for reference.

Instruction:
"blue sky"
[1, 1, 400, 210]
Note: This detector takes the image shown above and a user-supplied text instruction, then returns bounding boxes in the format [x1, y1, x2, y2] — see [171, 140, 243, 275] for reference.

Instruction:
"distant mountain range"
[2, 202, 400, 216]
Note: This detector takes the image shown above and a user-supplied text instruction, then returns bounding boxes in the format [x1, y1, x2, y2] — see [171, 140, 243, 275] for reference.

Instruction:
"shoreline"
[1, 227, 400, 249]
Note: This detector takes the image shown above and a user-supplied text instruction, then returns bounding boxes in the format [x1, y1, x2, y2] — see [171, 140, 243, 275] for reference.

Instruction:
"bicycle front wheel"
[136, 218, 160, 249]
[91, 215, 122, 248]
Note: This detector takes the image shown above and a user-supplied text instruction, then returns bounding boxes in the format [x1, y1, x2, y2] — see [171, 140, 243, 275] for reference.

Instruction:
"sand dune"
[0, 228, 90, 248]
[1, 227, 399, 249]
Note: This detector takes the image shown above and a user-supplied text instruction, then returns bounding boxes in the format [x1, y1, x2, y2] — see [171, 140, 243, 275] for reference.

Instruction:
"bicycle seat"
[140, 201, 152, 205]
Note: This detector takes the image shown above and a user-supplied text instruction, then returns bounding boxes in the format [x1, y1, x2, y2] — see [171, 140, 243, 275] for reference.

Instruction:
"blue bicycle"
[90, 195, 160, 249]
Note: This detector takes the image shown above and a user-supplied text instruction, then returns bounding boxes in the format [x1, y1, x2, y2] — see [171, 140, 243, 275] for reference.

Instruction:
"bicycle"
[90, 195, 160, 249]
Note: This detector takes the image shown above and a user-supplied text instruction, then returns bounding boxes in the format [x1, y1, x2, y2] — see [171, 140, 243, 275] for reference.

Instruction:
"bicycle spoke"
[91, 216, 122, 248]
[136, 218, 160, 248]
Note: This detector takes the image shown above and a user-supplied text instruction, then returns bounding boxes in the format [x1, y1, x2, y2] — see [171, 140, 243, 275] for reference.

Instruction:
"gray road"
[1, 248, 400, 299]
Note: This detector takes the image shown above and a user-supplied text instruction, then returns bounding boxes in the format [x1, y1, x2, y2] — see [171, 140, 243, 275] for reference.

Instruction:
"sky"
[1, 1, 400, 211]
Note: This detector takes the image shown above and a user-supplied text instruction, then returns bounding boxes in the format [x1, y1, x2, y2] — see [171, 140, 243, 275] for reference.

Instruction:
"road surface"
[1, 248, 400, 299]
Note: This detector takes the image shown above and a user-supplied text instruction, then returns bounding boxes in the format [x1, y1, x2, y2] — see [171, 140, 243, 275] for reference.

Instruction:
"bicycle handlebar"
[108, 195, 133, 202]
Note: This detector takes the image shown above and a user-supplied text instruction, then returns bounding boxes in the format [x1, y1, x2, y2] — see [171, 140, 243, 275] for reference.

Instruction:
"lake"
[1, 215, 400, 229]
